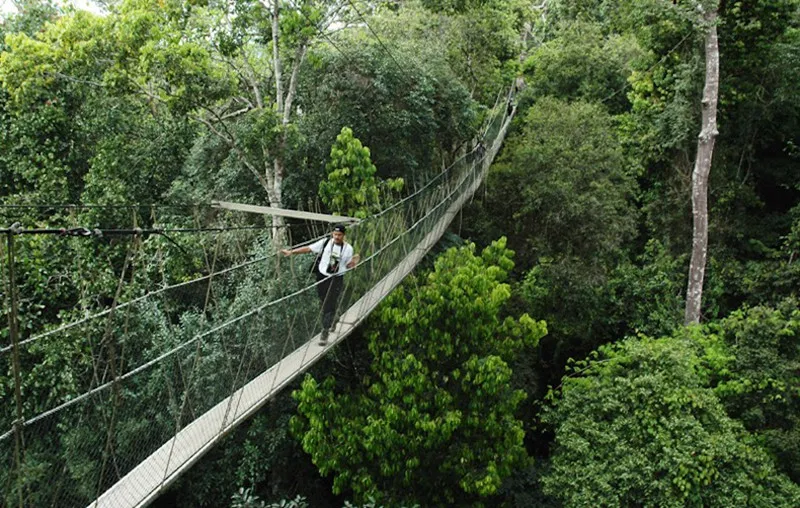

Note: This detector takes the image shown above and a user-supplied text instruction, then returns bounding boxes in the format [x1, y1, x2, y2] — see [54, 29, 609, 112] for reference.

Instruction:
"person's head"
[331, 224, 346, 244]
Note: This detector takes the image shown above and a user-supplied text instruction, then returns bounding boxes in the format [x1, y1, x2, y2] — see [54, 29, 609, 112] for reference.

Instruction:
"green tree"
[699, 301, 800, 483]
[522, 20, 644, 113]
[543, 334, 800, 507]
[607, 239, 686, 338]
[0, 5, 199, 361]
[730, 205, 800, 307]
[291, 238, 546, 506]
[472, 96, 637, 272]
[0, 0, 341, 242]
[466, 97, 637, 386]
[441, 0, 521, 103]
[0, 9, 112, 203]
[318, 126, 402, 219]
[294, 38, 476, 203]
[406, 0, 525, 103]
[611, 0, 800, 322]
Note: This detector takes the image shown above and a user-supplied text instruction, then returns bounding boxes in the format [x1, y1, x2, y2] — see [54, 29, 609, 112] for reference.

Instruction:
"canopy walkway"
[0, 90, 515, 508]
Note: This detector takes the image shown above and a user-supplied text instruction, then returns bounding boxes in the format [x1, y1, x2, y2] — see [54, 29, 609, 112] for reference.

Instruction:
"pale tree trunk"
[283, 43, 307, 126]
[270, 158, 286, 243]
[269, 3, 310, 245]
[268, 0, 287, 244]
[253, 1, 313, 244]
[684, 4, 720, 325]
[272, 1, 284, 115]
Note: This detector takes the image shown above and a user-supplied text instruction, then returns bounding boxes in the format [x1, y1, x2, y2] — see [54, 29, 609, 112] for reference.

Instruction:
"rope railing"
[0, 89, 504, 357]
[0, 231, 329, 356]
[0, 89, 515, 508]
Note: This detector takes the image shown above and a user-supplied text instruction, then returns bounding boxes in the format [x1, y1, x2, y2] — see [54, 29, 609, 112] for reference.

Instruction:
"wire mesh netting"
[0, 90, 514, 508]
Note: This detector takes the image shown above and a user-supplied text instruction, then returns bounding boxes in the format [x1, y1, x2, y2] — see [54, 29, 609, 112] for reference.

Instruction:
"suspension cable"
[0, 231, 329, 355]
[0, 89, 513, 450]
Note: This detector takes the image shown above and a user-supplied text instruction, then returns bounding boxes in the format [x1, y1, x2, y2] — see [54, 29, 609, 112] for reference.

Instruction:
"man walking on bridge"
[281, 224, 359, 345]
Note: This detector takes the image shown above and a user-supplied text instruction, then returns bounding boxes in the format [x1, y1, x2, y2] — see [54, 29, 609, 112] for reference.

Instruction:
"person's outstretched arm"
[281, 246, 312, 256]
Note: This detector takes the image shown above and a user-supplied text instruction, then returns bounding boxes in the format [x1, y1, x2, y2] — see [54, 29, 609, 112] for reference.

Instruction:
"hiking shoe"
[319, 328, 329, 346]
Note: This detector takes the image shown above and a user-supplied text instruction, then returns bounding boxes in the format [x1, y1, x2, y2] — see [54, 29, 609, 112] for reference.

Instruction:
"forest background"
[1, 0, 800, 506]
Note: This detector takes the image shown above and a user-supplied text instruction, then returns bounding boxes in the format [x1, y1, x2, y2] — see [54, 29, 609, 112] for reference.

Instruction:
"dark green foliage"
[543, 335, 800, 507]
[295, 40, 476, 200]
[440, 1, 521, 104]
[476, 97, 637, 272]
[231, 491, 308, 508]
[697, 301, 800, 483]
[465, 97, 638, 385]
[168, 390, 332, 508]
[520, 256, 613, 371]
[717, 0, 800, 139]
[380, 0, 523, 104]
[169, 107, 296, 206]
[607, 239, 686, 338]
[3, 0, 800, 505]
[523, 20, 643, 113]
[617, 0, 800, 302]
[83, 101, 197, 207]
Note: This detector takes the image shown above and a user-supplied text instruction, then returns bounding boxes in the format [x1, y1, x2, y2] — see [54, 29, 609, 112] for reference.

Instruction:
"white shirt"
[310, 238, 354, 276]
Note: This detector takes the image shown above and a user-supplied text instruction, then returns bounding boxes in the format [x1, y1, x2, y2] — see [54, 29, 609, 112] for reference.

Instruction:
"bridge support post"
[5, 229, 25, 508]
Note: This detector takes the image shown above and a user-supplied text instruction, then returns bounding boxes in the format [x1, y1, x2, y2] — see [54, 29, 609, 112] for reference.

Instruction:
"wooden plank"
[211, 200, 359, 224]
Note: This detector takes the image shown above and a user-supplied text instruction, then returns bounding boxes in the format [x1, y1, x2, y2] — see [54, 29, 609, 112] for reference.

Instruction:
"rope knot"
[63, 227, 92, 237]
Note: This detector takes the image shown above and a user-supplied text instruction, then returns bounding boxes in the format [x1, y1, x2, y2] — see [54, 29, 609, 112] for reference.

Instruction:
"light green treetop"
[319, 126, 403, 219]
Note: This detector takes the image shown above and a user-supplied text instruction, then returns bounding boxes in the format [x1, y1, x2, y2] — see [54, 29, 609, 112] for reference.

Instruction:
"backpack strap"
[311, 237, 331, 276]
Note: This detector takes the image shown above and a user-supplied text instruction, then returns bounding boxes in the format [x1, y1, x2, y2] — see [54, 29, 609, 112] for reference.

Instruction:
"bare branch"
[320, 0, 351, 33]
[48, 71, 105, 88]
[232, 95, 255, 110]
[283, 43, 308, 125]
[195, 105, 271, 195]
[219, 106, 253, 121]
[271, 0, 284, 115]
[239, 48, 266, 110]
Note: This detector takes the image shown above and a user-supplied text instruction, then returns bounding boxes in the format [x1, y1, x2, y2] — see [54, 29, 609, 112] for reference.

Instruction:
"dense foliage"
[318, 127, 403, 219]
[292, 238, 545, 505]
[543, 335, 800, 506]
[2, 0, 800, 506]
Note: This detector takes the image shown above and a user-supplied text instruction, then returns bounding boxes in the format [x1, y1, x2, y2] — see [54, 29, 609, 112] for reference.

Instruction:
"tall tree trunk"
[283, 43, 307, 126]
[268, 2, 311, 246]
[272, 1, 284, 114]
[271, 158, 287, 244]
[268, 0, 287, 244]
[684, 4, 720, 325]
[264, 3, 313, 245]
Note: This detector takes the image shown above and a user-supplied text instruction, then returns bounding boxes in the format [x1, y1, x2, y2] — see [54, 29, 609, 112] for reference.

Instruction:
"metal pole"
[6, 230, 25, 508]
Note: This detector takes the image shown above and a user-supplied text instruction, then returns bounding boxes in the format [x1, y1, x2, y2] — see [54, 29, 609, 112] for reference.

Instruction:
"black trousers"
[316, 274, 343, 330]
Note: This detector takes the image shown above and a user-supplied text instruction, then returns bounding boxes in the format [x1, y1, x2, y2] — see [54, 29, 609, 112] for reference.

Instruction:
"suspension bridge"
[1, 90, 515, 508]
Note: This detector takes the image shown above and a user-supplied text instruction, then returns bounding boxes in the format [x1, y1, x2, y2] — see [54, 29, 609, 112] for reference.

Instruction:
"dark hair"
[332, 224, 346, 234]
